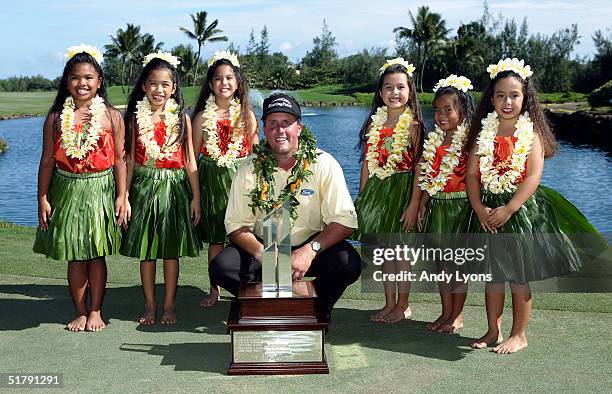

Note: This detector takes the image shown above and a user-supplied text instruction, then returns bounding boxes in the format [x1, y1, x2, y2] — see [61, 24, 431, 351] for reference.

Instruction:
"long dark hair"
[193, 58, 255, 138]
[465, 70, 557, 157]
[432, 85, 475, 148]
[48, 52, 113, 134]
[124, 57, 186, 153]
[357, 64, 425, 162]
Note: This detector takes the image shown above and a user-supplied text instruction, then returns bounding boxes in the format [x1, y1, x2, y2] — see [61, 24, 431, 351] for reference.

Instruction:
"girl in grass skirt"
[121, 53, 201, 325]
[354, 58, 425, 323]
[191, 51, 258, 307]
[417, 75, 475, 333]
[33, 45, 128, 332]
[462, 58, 607, 353]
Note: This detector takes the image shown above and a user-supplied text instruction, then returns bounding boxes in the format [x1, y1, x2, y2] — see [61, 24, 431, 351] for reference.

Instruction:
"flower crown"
[65, 44, 103, 64]
[207, 50, 240, 68]
[487, 58, 533, 80]
[143, 50, 181, 68]
[433, 74, 473, 93]
[379, 57, 415, 76]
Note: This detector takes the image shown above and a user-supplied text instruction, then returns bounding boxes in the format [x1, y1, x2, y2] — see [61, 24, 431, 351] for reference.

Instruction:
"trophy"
[227, 201, 329, 375]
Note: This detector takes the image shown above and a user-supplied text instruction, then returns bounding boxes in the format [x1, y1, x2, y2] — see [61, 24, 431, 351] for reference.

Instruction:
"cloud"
[279, 42, 294, 51]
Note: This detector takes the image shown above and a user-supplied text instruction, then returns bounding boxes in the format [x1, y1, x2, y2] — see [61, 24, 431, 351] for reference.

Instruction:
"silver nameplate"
[233, 330, 323, 363]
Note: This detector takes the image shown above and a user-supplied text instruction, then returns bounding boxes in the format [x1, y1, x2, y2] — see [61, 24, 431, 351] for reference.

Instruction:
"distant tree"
[338, 47, 388, 86]
[179, 11, 228, 85]
[105, 23, 142, 93]
[171, 44, 199, 86]
[301, 19, 339, 86]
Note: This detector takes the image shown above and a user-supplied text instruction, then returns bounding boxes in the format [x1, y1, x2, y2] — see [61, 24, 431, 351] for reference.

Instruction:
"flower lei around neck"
[365, 106, 414, 179]
[476, 111, 534, 194]
[248, 127, 319, 225]
[202, 94, 243, 167]
[60, 95, 106, 159]
[418, 121, 468, 196]
[135, 97, 180, 163]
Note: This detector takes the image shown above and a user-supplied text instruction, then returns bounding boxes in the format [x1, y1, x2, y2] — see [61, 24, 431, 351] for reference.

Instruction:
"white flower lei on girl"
[60, 95, 107, 160]
[202, 94, 243, 168]
[418, 121, 468, 196]
[365, 106, 414, 179]
[476, 111, 534, 194]
[135, 97, 180, 163]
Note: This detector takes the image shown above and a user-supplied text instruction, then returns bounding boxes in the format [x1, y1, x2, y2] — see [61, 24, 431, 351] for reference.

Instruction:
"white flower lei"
[202, 94, 243, 168]
[476, 111, 534, 194]
[365, 106, 414, 179]
[60, 95, 106, 160]
[135, 97, 180, 163]
[418, 122, 468, 196]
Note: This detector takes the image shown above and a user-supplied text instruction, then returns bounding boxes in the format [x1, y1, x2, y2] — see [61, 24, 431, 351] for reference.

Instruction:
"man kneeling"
[210, 93, 362, 321]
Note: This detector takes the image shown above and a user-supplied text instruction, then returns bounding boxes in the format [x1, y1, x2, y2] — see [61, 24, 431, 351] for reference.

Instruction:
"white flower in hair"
[433, 74, 473, 93]
[207, 50, 240, 68]
[379, 57, 415, 76]
[143, 50, 181, 68]
[486, 58, 533, 80]
[65, 44, 103, 64]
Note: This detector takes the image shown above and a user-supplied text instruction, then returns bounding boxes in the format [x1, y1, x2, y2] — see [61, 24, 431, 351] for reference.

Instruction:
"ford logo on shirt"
[301, 189, 315, 196]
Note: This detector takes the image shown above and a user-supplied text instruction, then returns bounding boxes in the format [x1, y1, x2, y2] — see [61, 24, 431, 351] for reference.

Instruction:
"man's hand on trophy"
[291, 245, 316, 280]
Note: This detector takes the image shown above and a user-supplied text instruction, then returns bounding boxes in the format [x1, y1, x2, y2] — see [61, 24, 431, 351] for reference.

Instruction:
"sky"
[0, 0, 610, 79]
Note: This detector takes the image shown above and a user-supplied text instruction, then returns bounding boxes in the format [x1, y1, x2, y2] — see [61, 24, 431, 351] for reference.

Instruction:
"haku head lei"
[486, 58, 533, 80]
[433, 74, 473, 93]
[143, 50, 181, 68]
[379, 57, 415, 76]
[208, 50, 240, 68]
[65, 44, 103, 64]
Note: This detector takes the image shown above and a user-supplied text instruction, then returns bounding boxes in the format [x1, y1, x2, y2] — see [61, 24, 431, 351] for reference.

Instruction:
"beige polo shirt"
[225, 149, 358, 246]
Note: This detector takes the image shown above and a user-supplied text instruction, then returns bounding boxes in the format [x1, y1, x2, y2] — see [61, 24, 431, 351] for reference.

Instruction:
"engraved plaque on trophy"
[227, 201, 329, 375]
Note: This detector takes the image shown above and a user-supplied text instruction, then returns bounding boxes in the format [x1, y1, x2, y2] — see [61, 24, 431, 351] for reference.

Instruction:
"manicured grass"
[0, 91, 55, 116]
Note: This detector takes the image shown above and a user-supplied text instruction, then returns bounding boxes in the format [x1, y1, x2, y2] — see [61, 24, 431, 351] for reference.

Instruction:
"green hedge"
[587, 81, 612, 107]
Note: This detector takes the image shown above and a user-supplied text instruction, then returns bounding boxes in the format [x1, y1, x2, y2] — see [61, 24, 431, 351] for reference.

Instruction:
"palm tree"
[394, 6, 450, 91]
[179, 11, 228, 85]
[171, 44, 198, 85]
[105, 23, 142, 93]
[138, 33, 164, 60]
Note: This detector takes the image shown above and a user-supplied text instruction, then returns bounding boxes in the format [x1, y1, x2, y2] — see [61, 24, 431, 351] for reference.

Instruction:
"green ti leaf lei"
[248, 126, 319, 225]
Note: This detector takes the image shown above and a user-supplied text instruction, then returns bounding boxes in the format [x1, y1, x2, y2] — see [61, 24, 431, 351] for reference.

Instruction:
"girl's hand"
[191, 198, 201, 226]
[123, 197, 131, 229]
[400, 203, 418, 232]
[475, 205, 496, 233]
[417, 201, 428, 232]
[487, 205, 513, 230]
[38, 197, 52, 230]
[115, 197, 127, 228]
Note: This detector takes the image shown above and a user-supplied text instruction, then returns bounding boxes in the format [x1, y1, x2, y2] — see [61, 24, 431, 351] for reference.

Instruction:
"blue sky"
[1, 0, 610, 78]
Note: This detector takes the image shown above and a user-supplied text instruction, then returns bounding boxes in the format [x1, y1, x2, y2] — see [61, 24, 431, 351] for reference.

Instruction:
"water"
[1, 107, 611, 233]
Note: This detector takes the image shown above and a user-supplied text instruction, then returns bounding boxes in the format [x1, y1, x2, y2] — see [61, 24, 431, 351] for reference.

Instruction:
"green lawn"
[1, 221, 611, 391]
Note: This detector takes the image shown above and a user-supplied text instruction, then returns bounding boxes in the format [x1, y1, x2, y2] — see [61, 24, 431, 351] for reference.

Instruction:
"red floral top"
[54, 124, 115, 173]
[200, 119, 252, 158]
[478, 136, 526, 185]
[364, 127, 414, 173]
[429, 144, 468, 192]
[135, 121, 184, 169]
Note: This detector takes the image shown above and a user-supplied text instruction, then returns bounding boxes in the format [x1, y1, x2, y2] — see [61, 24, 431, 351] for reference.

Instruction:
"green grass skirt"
[422, 191, 469, 234]
[460, 186, 607, 282]
[197, 155, 244, 244]
[353, 172, 413, 240]
[33, 167, 120, 261]
[120, 166, 201, 260]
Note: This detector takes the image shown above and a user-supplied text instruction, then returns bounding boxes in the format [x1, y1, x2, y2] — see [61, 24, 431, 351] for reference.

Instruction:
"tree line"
[1, 3, 610, 95]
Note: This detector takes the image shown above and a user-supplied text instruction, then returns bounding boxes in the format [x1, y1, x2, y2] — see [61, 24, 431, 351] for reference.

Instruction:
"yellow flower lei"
[60, 95, 106, 160]
[202, 94, 243, 168]
[476, 111, 534, 194]
[365, 106, 413, 179]
[418, 122, 468, 196]
[135, 97, 180, 163]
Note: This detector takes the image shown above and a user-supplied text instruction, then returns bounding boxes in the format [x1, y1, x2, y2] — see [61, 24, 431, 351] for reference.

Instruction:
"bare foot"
[85, 310, 106, 332]
[426, 314, 449, 331]
[138, 306, 156, 325]
[382, 305, 411, 323]
[369, 305, 395, 322]
[66, 315, 87, 332]
[199, 287, 220, 308]
[493, 335, 528, 354]
[437, 315, 464, 333]
[471, 330, 503, 349]
[160, 309, 177, 325]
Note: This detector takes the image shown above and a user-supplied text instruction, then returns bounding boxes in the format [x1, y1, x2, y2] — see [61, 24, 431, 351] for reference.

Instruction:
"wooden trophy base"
[226, 280, 329, 375]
